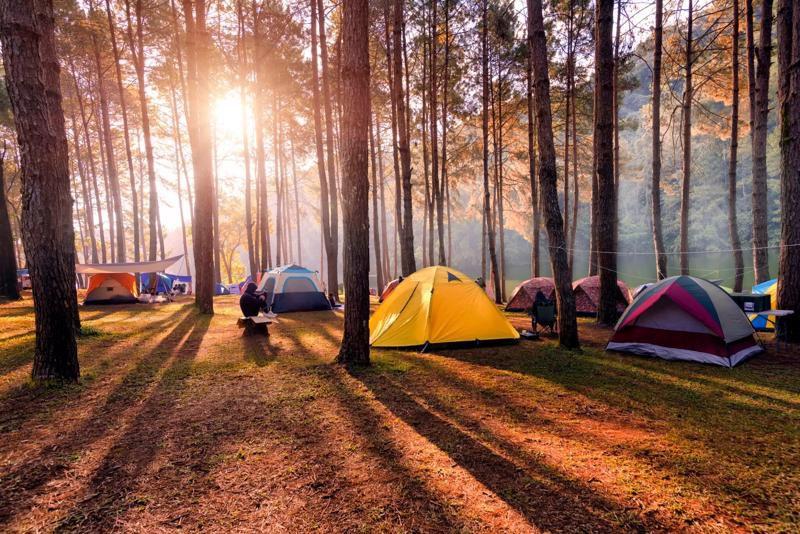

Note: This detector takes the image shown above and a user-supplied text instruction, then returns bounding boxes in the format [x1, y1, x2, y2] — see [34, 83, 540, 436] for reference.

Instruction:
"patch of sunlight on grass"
[370, 351, 413, 374]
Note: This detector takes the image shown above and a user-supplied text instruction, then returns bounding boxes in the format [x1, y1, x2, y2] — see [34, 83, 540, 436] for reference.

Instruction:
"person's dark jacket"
[240, 283, 262, 317]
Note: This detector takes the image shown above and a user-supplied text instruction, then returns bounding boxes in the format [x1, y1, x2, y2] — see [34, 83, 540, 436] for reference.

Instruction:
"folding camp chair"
[533, 303, 556, 334]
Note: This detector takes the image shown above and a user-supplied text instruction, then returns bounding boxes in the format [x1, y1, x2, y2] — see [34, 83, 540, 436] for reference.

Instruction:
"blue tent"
[215, 283, 231, 295]
[141, 273, 173, 294]
[256, 264, 331, 313]
[751, 278, 777, 331]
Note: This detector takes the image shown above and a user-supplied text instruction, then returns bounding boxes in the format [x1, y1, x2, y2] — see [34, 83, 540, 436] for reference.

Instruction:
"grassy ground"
[0, 295, 798, 532]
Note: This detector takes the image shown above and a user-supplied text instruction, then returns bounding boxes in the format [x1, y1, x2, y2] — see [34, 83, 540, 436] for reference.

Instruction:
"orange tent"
[84, 273, 139, 304]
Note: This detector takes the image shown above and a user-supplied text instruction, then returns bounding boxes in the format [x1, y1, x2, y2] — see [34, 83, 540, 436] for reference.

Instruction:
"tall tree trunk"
[775, 0, 800, 341]
[421, 26, 430, 268]
[337, 0, 371, 365]
[393, 0, 416, 275]
[430, 0, 444, 266]
[125, 0, 160, 261]
[499, 78, 507, 301]
[440, 0, 450, 266]
[612, 0, 621, 254]
[311, 0, 335, 295]
[169, 74, 192, 278]
[89, 2, 125, 263]
[105, 0, 139, 261]
[752, 0, 773, 283]
[0, 0, 80, 378]
[526, 31, 540, 278]
[563, 6, 572, 260]
[383, 1, 402, 276]
[289, 135, 302, 264]
[252, 2, 272, 271]
[527, 0, 579, 347]
[274, 95, 284, 267]
[370, 104, 385, 292]
[317, 0, 340, 294]
[728, 0, 744, 292]
[569, 77, 579, 267]
[93, 96, 115, 262]
[482, 0, 501, 303]
[376, 114, 391, 279]
[595, 0, 618, 325]
[651, 0, 667, 279]
[588, 129, 598, 276]
[237, 1, 256, 277]
[212, 117, 221, 282]
[182, 0, 214, 314]
[0, 143, 20, 299]
[69, 109, 99, 263]
[679, 0, 693, 275]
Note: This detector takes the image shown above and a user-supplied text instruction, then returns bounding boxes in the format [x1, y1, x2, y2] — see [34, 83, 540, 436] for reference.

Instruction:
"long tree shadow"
[350, 367, 653, 532]
[271, 323, 473, 530]
[53, 315, 211, 531]
[0, 307, 194, 431]
[0, 308, 198, 526]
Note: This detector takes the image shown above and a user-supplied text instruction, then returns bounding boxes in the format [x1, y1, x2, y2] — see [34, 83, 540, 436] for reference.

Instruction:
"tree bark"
[595, 0, 618, 325]
[752, 0, 773, 283]
[393, 0, 416, 276]
[776, 0, 800, 341]
[651, 0, 667, 279]
[0, 0, 80, 379]
[337, 0, 370, 365]
[527, 0, 579, 347]
[182, 0, 214, 314]
[0, 143, 20, 299]
[679, 0, 693, 275]
[728, 0, 744, 292]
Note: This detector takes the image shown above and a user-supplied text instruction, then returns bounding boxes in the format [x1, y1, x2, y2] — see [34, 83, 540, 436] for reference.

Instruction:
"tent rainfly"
[370, 266, 520, 348]
[607, 275, 763, 367]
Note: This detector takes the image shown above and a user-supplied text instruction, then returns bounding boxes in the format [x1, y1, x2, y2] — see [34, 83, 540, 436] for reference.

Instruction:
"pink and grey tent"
[505, 277, 555, 311]
[572, 275, 630, 316]
[607, 276, 763, 367]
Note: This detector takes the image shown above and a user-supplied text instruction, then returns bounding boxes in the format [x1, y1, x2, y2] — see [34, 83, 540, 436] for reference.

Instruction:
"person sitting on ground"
[240, 282, 264, 317]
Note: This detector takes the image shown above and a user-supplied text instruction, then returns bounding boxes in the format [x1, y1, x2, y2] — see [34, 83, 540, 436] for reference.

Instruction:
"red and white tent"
[607, 276, 762, 367]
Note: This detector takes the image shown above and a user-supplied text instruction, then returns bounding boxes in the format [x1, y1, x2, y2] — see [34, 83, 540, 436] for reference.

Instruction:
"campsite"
[2, 0, 800, 531]
[1, 293, 799, 532]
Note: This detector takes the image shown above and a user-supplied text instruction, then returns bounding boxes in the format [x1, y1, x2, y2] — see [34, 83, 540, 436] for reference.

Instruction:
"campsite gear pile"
[607, 275, 762, 367]
[77, 256, 183, 305]
[750, 279, 778, 331]
[257, 264, 331, 313]
[370, 266, 519, 348]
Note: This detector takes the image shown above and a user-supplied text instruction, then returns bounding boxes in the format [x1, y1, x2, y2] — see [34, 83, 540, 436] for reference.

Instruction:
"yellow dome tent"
[370, 266, 520, 348]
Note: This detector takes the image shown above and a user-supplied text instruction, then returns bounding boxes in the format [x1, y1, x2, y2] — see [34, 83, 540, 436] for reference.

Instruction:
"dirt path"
[0, 297, 798, 532]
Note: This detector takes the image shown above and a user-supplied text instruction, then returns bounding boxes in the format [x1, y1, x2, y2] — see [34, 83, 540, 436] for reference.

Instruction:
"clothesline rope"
[547, 242, 800, 256]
